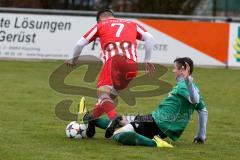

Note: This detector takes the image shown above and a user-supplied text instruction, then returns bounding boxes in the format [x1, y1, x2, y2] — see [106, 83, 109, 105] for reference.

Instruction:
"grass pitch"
[0, 60, 240, 160]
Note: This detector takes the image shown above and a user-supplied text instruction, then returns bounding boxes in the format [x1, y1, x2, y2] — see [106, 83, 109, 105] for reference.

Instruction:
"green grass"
[0, 60, 240, 160]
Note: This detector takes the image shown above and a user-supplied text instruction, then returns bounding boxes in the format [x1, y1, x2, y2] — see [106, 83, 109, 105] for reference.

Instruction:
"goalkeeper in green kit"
[107, 57, 208, 147]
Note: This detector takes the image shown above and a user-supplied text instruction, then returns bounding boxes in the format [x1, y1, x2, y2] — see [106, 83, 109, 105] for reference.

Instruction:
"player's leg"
[113, 122, 173, 147]
[111, 55, 138, 91]
[105, 56, 138, 138]
[86, 86, 118, 138]
[131, 114, 168, 139]
[94, 58, 119, 121]
[130, 115, 173, 147]
[86, 58, 119, 138]
[113, 124, 157, 147]
[95, 116, 110, 129]
[91, 115, 121, 130]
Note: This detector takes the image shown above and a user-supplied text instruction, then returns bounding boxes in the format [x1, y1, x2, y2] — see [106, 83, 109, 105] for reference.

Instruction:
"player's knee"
[97, 86, 112, 95]
[97, 93, 113, 105]
[113, 124, 135, 136]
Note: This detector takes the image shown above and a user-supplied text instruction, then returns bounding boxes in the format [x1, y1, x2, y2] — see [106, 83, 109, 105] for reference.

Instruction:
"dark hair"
[96, 8, 114, 22]
[174, 57, 194, 75]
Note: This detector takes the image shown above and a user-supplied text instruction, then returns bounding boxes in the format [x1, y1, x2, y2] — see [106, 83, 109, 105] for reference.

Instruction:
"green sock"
[95, 116, 110, 129]
[113, 132, 157, 147]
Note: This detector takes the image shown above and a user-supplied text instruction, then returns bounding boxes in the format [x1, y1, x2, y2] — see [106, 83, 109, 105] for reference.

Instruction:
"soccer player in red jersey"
[65, 9, 155, 138]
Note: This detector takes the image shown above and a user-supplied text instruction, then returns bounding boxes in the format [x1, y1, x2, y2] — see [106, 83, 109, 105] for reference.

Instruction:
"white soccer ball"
[66, 121, 88, 139]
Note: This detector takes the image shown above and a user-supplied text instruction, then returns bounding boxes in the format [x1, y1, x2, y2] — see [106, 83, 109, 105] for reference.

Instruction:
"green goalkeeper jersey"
[152, 79, 206, 141]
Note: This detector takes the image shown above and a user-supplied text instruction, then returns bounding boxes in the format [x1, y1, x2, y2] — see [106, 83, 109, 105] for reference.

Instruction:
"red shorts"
[97, 55, 138, 90]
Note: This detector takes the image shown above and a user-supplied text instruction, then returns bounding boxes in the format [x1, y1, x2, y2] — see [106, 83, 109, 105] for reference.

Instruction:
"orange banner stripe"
[139, 19, 229, 63]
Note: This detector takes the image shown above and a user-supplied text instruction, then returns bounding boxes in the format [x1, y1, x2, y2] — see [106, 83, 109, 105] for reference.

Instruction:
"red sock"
[101, 101, 117, 120]
[93, 104, 104, 119]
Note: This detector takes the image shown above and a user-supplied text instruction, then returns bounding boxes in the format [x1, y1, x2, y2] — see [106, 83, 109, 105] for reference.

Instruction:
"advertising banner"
[228, 23, 240, 67]
[0, 12, 239, 67]
[137, 19, 229, 66]
[0, 13, 97, 60]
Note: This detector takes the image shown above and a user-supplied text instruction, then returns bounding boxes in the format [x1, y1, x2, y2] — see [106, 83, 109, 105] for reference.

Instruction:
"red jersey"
[83, 18, 147, 63]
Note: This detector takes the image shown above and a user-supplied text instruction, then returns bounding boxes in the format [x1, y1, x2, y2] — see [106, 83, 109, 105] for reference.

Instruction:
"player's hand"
[181, 62, 190, 79]
[193, 137, 206, 144]
[64, 58, 77, 67]
[145, 62, 155, 76]
[64, 60, 75, 67]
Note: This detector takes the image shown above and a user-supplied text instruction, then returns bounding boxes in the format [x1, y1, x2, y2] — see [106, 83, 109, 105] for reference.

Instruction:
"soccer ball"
[66, 121, 88, 139]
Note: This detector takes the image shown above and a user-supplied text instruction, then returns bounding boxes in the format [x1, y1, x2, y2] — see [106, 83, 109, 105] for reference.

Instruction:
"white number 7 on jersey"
[111, 23, 125, 37]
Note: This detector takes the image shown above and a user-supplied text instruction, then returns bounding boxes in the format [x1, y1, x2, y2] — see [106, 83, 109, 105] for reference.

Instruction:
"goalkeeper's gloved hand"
[193, 137, 206, 144]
